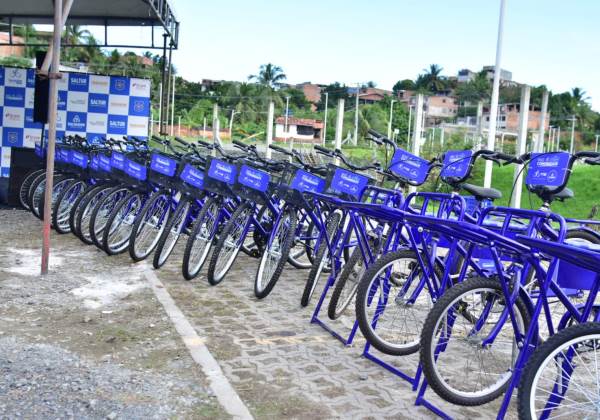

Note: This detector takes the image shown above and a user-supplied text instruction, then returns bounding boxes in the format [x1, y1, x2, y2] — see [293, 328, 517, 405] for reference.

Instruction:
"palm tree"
[416, 64, 447, 93]
[248, 63, 287, 89]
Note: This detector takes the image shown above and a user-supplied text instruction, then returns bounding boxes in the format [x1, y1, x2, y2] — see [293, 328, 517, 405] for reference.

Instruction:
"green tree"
[456, 71, 491, 103]
[248, 63, 287, 89]
[415, 64, 447, 93]
[393, 79, 415, 94]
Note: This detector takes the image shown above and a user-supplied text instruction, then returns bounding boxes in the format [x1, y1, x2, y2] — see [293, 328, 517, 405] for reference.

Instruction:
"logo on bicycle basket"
[330, 168, 369, 198]
[150, 153, 177, 176]
[207, 159, 236, 184]
[71, 151, 88, 169]
[90, 155, 100, 170]
[290, 170, 325, 193]
[238, 165, 270, 192]
[526, 152, 569, 187]
[441, 150, 472, 179]
[110, 152, 125, 170]
[180, 164, 204, 189]
[99, 155, 112, 172]
[59, 149, 71, 163]
[390, 149, 429, 184]
[125, 159, 147, 181]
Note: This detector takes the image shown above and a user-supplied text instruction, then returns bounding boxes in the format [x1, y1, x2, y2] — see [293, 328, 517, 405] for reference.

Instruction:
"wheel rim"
[158, 202, 190, 265]
[187, 201, 219, 275]
[107, 194, 142, 252]
[133, 195, 170, 258]
[256, 212, 293, 293]
[362, 256, 432, 350]
[56, 182, 84, 231]
[334, 258, 365, 318]
[529, 333, 600, 419]
[429, 286, 523, 400]
[213, 206, 252, 281]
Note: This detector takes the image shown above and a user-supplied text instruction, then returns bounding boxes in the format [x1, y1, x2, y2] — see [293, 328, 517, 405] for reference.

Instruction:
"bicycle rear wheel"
[19, 169, 45, 210]
[153, 199, 191, 269]
[102, 192, 145, 255]
[207, 202, 253, 286]
[129, 190, 171, 261]
[182, 197, 220, 280]
[419, 276, 530, 406]
[53, 180, 86, 233]
[70, 184, 104, 239]
[254, 208, 298, 299]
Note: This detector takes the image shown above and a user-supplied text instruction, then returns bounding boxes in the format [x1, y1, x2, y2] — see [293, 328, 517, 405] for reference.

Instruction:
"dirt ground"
[0, 207, 515, 419]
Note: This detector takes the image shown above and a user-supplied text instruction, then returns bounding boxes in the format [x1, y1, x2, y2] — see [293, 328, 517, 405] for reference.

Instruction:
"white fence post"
[266, 101, 274, 159]
[511, 85, 531, 209]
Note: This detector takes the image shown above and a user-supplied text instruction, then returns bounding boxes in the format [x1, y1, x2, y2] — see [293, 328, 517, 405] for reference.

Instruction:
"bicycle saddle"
[549, 187, 574, 201]
[461, 183, 502, 201]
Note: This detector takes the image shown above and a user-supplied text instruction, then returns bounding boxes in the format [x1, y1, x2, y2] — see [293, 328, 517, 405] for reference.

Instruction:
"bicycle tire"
[152, 199, 191, 269]
[19, 169, 45, 210]
[52, 179, 86, 234]
[182, 197, 220, 280]
[102, 191, 144, 255]
[327, 246, 364, 320]
[128, 190, 171, 262]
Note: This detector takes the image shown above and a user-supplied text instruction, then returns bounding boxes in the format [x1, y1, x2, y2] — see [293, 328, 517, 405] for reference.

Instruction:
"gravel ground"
[0, 208, 225, 419]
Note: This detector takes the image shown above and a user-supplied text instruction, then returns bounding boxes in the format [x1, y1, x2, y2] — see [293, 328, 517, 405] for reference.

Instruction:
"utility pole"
[557, 126, 561, 151]
[212, 103, 220, 154]
[353, 84, 360, 146]
[387, 99, 396, 139]
[407, 105, 413, 143]
[334, 98, 345, 164]
[569, 116, 576, 154]
[536, 90, 549, 152]
[484, 0, 506, 189]
[228, 109, 236, 140]
[596, 134, 599, 153]
[203, 117, 207, 140]
[511, 85, 531, 209]
[266, 101, 274, 159]
[284, 96, 290, 148]
[170, 73, 176, 136]
[322, 92, 328, 145]
[178, 115, 181, 137]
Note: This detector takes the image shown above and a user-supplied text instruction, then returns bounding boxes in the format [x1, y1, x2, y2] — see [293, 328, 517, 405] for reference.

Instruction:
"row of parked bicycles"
[19, 130, 600, 419]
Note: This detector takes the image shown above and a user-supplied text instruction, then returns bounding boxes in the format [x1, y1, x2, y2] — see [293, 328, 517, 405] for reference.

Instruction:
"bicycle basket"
[232, 161, 274, 205]
[148, 152, 179, 188]
[203, 156, 237, 197]
[324, 163, 374, 201]
[275, 162, 326, 208]
[178, 162, 206, 200]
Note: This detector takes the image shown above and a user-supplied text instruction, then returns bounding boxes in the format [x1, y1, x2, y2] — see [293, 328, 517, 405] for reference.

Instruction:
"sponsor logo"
[156, 155, 171, 165]
[110, 100, 127, 108]
[133, 100, 145, 113]
[91, 79, 108, 88]
[70, 98, 86, 106]
[4, 111, 21, 122]
[88, 119, 105, 128]
[90, 98, 107, 107]
[115, 79, 126, 91]
[340, 172, 361, 184]
[5, 93, 24, 103]
[300, 174, 319, 185]
[68, 114, 86, 130]
[537, 160, 559, 168]
[7, 131, 18, 144]
[129, 122, 146, 129]
[216, 162, 232, 173]
[244, 169, 264, 181]
[6, 68, 24, 85]
[71, 76, 87, 86]
[109, 119, 126, 129]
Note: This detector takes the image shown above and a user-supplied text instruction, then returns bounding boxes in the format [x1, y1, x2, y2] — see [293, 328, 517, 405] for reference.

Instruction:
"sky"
[98, 0, 600, 111]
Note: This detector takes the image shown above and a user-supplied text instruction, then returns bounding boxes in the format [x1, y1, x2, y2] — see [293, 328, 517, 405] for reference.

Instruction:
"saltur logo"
[90, 98, 107, 107]
[109, 120, 126, 129]
[71, 76, 87, 86]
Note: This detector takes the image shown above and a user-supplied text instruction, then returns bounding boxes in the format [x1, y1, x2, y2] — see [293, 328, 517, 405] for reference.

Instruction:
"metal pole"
[212, 103, 220, 154]
[334, 99, 345, 165]
[387, 99, 396, 139]
[484, 0, 506, 189]
[284, 96, 290, 147]
[170, 73, 175, 136]
[595, 134, 599, 153]
[41, 0, 63, 274]
[536, 90, 549, 152]
[569, 116, 576, 154]
[178, 116, 181, 137]
[159, 34, 168, 134]
[407, 105, 413, 143]
[440, 126, 445, 150]
[228, 110, 235, 140]
[266, 102, 274, 159]
[354, 84, 360, 145]
[157, 82, 163, 133]
[410, 94, 424, 193]
[322, 92, 328, 145]
[557, 126, 561, 151]
[203, 117, 207, 140]
[166, 44, 174, 134]
[511, 85, 531, 209]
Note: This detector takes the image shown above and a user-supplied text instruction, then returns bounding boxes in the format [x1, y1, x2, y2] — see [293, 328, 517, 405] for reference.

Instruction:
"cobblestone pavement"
[0, 207, 517, 418]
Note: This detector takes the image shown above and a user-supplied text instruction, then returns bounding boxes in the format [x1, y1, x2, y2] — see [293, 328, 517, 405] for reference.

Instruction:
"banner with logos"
[0, 66, 151, 177]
